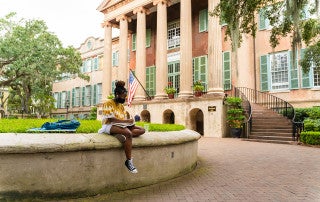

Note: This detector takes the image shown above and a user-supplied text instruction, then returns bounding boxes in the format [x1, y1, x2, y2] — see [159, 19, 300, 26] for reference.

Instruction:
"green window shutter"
[146, 29, 151, 48]
[223, 51, 231, 90]
[132, 33, 136, 51]
[72, 88, 75, 107]
[199, 56, 207, 84]
[193, 57, 200, 82]
[82, 87, 85, 106]
[199, 9, 208, 32]
[259, 8, 268, 30]
[300, 49, 312, 88]
[260, 55, 269, 91]
[146, 66, 156, 96]
[289, 51, 299, 89]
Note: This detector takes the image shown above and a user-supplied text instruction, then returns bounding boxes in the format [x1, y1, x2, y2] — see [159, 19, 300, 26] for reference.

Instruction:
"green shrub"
[300, 131, 320, 145]
[303, 118, 320, 132]
[306, 107, 320, 120]
[280, 108, 311, 122]
[294, 108, 310, 122]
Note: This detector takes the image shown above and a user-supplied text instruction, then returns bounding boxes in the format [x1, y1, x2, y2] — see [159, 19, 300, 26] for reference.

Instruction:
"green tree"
[212, 0, 320, 73]
[211, 0, 274, 80]
[0, 13, 89, 116]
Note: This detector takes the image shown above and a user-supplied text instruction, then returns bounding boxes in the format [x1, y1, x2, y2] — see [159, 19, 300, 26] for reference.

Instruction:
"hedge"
[300, 131, 320, 145]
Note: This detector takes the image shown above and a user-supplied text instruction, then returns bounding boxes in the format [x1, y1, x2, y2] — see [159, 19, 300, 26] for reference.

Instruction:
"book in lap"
[111, 122, 135, 128]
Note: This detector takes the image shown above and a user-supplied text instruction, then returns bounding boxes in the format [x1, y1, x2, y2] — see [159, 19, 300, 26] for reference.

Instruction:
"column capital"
[116, 14, 132, 23]
[133, 6, 150, 15]
[101, 21, 113, 28]
[153, 0, 171, 6]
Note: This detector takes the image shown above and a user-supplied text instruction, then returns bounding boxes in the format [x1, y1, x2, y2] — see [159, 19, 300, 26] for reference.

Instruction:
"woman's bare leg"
[110, 126, 133, 159]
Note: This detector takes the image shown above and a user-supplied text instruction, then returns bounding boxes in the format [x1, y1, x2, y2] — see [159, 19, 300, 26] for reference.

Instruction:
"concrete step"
[249, 135, 292, 141]
[252, 124, 292, 129]
[242, 138, 295, 145]
[250, 131, 292, 137]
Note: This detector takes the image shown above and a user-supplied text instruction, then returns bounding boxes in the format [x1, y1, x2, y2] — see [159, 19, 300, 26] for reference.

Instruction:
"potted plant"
[164, 82, 176, 99]
[225, 97, 245, 138]
[193, 81, 205, 97]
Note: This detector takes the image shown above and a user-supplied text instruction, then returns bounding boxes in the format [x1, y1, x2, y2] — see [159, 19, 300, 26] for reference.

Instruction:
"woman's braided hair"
[114, 80, 127, 95]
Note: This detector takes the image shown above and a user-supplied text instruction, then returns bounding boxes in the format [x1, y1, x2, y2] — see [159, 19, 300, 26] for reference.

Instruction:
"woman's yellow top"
[101, 99, 126, 124]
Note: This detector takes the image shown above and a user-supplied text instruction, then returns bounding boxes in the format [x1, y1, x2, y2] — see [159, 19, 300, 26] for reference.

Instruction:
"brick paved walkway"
[67, 138, 320, 202]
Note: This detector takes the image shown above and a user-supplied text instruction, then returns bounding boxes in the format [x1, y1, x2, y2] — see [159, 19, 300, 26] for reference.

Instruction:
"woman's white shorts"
[98, 124, 112, 134]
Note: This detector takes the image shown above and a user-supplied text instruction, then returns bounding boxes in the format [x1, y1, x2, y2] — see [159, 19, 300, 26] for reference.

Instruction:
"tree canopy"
[212, 0, 320, 73]
[0, 13, 88, 116]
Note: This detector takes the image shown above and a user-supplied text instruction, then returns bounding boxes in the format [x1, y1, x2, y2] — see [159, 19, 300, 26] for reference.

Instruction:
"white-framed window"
[167, 20, 180, 49]
[86, 59, 92, 72]
[61, 91, 67, 108]
[270, 52, 289, 90]
[85, 85, 91, 106]
[93, 57, 99, 70]
[75, 87, 80, 106]
[97, 83, 102, 104]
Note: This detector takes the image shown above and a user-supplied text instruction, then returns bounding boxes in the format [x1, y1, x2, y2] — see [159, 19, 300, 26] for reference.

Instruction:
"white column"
[153, 0, 170, 99]
[101, 21, 113, 102]
[179, 0, 193, 98]
[207, 0, 224, 96]
[116, 15, 131, 83]
[133, 7, 149, 100]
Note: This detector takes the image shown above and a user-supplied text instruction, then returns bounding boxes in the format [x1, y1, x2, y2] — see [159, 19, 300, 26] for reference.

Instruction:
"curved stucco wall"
[0, 130, 201, 199]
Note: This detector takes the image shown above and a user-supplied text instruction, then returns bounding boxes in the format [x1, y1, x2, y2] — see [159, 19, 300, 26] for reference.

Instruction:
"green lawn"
[0, 119, 185, 133]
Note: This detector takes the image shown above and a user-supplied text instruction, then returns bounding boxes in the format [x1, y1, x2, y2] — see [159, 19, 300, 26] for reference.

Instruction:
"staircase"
[246, 103, 294, 144]
[234, 87, 298, 145]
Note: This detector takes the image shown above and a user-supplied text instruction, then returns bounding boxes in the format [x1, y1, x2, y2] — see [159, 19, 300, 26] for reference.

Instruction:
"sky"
[0, 0, 106, 48]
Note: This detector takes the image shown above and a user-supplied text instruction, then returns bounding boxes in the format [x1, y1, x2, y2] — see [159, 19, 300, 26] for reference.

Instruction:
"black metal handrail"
[235, 87, 303, 141]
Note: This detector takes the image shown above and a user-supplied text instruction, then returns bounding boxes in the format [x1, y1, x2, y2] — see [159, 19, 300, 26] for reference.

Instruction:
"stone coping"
[0, 129, 201, 154]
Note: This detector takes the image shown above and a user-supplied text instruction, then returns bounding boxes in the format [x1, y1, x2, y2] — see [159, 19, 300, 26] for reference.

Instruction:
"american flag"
[128, 71, 138, 107]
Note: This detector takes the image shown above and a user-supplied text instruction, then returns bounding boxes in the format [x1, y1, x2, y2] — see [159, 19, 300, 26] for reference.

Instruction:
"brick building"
[52, 0, 319, 137]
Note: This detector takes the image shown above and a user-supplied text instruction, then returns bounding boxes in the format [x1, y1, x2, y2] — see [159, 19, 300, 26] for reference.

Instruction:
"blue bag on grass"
[41, 119, 80, 130]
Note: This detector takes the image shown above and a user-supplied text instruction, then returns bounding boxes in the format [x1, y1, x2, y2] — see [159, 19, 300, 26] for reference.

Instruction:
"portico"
[97, 0, 226, 137]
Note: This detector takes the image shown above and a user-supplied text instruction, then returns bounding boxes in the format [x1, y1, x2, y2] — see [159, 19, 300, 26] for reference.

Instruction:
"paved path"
[66, 138, 320, 202]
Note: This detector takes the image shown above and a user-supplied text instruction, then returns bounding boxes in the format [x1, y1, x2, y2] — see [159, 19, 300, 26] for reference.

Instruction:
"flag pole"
[129, 69, 152, 100]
